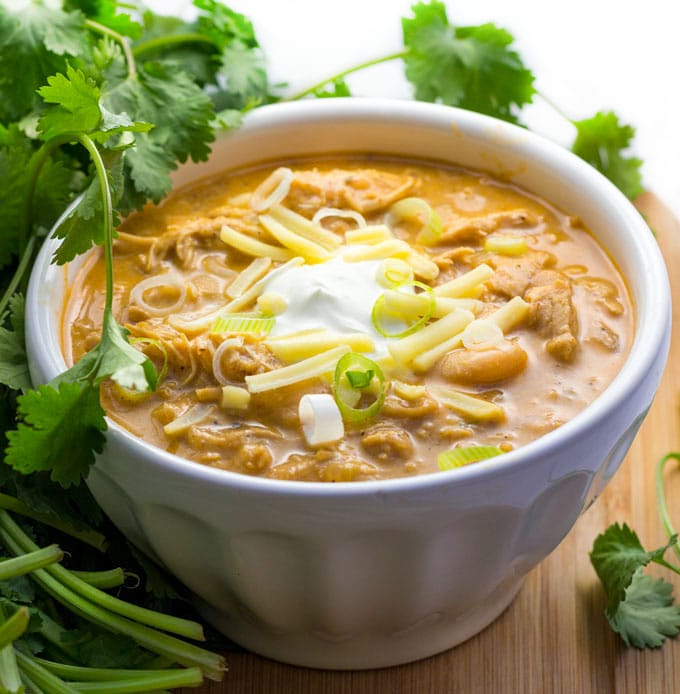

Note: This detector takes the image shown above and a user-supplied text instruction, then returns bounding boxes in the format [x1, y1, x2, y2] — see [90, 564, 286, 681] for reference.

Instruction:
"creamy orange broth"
[64, 157, 633, 481]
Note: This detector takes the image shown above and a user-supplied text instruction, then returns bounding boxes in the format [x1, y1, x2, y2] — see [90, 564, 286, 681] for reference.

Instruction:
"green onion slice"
[345, 369, 375, 389]
[376, 258, 414, 288]
[389, 197, 443, 245]
[333, 353, 386, 423]
[371, 280, 435, 338]
[212, 312, 275, 335]
[437, 445, 504, 471]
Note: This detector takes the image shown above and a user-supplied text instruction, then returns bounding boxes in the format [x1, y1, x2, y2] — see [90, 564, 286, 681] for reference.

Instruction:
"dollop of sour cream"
[261, 256, 399, 355]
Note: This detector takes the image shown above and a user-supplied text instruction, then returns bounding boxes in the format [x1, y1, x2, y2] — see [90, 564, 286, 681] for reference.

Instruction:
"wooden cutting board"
[188, 193, 680, 693]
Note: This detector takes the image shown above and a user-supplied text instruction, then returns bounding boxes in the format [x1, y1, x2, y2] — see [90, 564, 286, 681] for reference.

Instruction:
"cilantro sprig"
[590, 453, 680, 648]
[0, 0, 277, 487]
[291, 0, 644, 199]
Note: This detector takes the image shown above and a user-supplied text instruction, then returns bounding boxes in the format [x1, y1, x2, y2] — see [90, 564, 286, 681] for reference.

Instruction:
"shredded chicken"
[437, 208, 539, 244]
[361, 424, 414, 460]
[285, 168, 415, 215]
[485, 251, 556, 298]
[575, 276, 625, 315]
[525, 270, 579, 361]
[381, 393, 439, 419]
[216, 336, 281, 382]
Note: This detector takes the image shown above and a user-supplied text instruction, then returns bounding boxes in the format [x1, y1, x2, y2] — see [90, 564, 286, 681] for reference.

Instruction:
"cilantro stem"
[32, 660, 203, 693]
[0, 516, 225, 681]
[17, 133, 74, 258]
[33, 658, 194, 682]
[84, 20, 137, 80]
[0, 543, 62, 580]
[286, 51, 407, 101]
[537, 90, 575, 124]
[132, 33, 216, 59]
[0, 604, 23, 694]
[69, 667, 203, 693]
[0, 493, 107, 551]
[656, 452, 680, 561]
[0, 607, 29, 651]
[4, 130, 85, 319]
[70, 567, 126, 589]
[75, 135, 114, 316]
[0, 234, 36, 318]
[14, 649, 79, 694]
[0, 511, 205, 642]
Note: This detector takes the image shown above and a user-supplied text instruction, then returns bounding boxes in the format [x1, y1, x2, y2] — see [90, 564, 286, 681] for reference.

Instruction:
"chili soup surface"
[64, 156, 633, 482]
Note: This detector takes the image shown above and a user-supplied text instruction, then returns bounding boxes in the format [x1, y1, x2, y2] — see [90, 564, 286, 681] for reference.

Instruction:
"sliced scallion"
[211, 313, 275, 335]
[333, 353, 386, 424]
[375, 258, 414, 288]
[438, 445, 504, 471]
[345, 369, 375, 389]
[389, 197, 443, 245]
[371, 280, 435, 339]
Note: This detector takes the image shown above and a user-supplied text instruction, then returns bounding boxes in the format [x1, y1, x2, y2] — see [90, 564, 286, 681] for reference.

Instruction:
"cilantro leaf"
[0, 126, 75, 268]
[217, 41, 270, 110]
[590, 522, 674, 613]
[571, 111, 644, 199]
[60, 626, 151, 668]
[591, 523, 680, 649]
[401, 1, 535, 123]
[5, 381, 106, 487]
[102, 63, 215, 210]
[38, 64, 154, 143]
[608, 568, 680, 648]
[0, 576, 35, 605]
[134, 12, 219, 86]
[38, 65, 103, 139]
[64, 0, 142, 39]
[0, 295, 31, 391]
[212, 108, 244, 130]
[51, 150, 125, 264]
[52, 312, 157, 394]
[0, 465, 103, 536]
[0, 3, 90, 121]
[313, 79, 352, 99]
[194, 0, 258, 49]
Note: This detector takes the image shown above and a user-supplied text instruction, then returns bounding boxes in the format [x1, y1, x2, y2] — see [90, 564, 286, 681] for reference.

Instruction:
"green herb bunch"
[0, 0, 652, 689]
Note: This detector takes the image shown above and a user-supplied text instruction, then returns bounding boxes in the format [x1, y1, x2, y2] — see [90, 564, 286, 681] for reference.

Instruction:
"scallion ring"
[375, 258, 414, 288]
[211, 313, 276, 335]
[333, 353, 386, 423]
[388, 197, 443, 245]
[438, 445, 504, 471]
[371, 280, 435, 338]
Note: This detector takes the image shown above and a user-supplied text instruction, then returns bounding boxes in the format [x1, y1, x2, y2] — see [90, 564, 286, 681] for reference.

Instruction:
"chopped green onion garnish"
[438, 445, 504, 471]
[371, 280, 435, 338]
[345, 369, 374, 389]
[212, 313, 275, 335]
[389, 197, 443, 245]
[333, 353, 386, 423]
[376, 258, 414, 288]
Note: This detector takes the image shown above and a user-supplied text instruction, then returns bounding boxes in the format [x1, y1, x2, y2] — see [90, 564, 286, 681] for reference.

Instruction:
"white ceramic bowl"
[26, 99, 670, 669]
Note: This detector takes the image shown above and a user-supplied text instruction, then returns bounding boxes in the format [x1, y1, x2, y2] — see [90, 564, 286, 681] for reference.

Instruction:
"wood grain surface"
[187, 194, 680, 693]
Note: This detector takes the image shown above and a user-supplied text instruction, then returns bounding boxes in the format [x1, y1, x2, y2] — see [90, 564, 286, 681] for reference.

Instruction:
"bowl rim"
[28, 97, 671, 498]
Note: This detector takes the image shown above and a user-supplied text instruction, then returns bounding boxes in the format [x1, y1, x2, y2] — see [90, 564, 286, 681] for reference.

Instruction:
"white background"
[157, 0, 680, 219]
